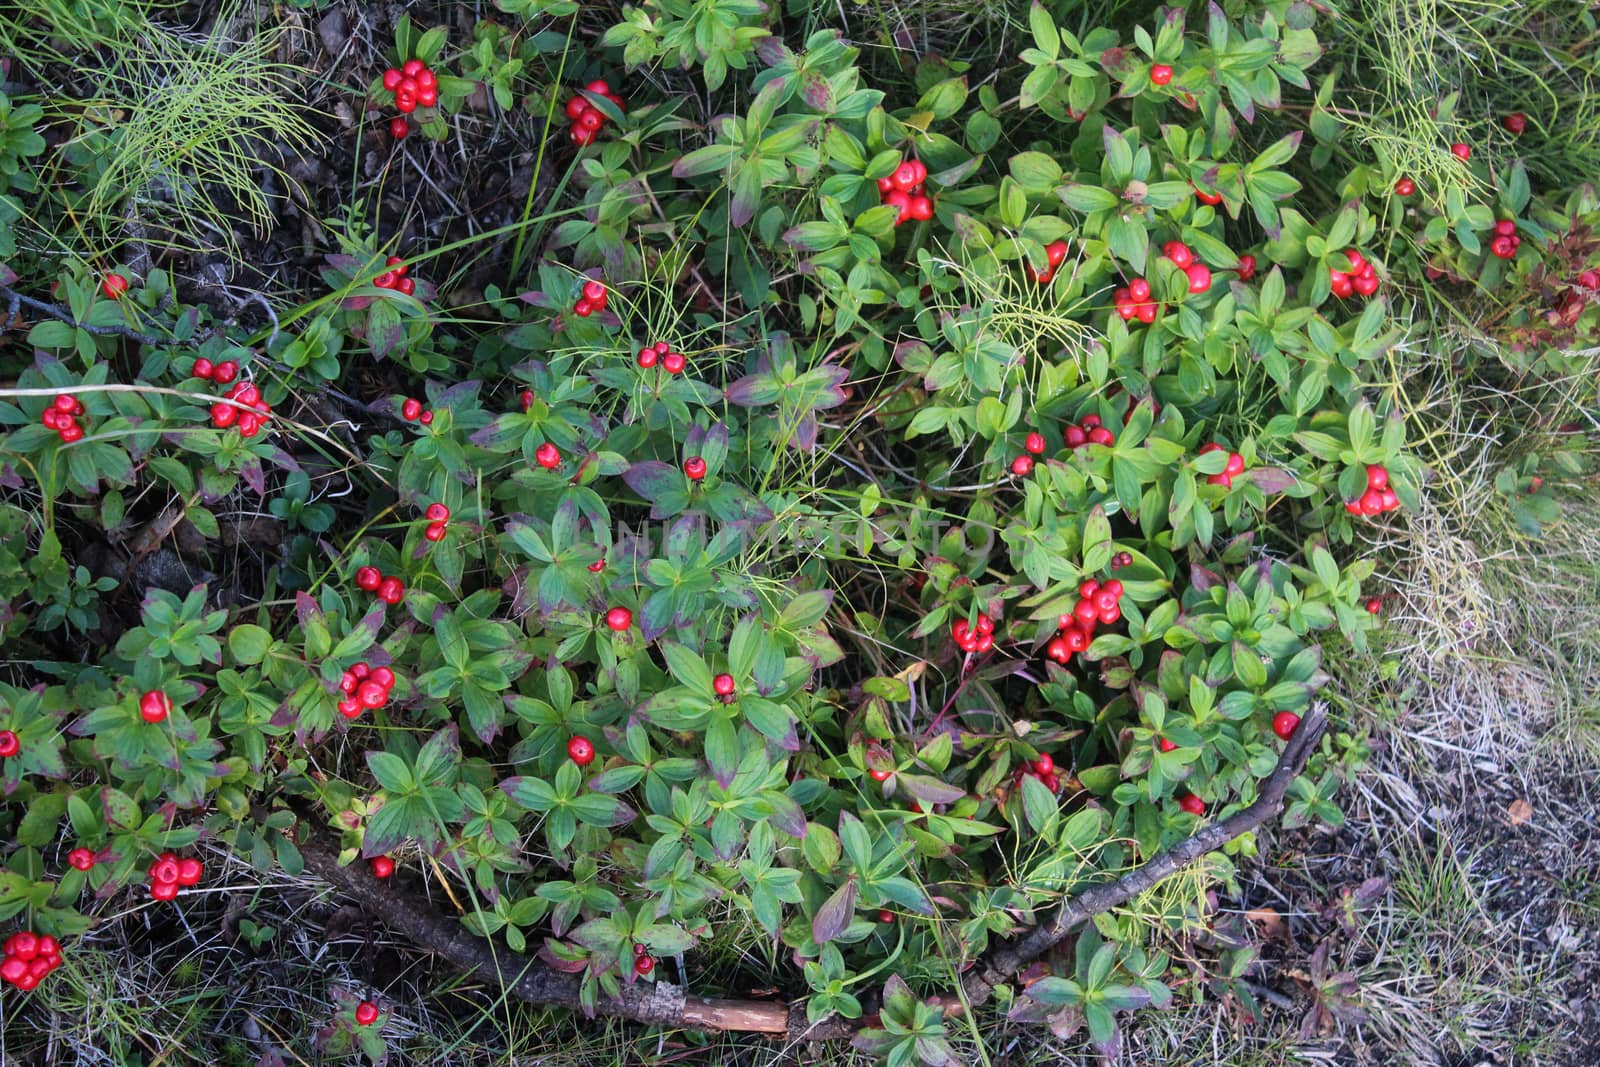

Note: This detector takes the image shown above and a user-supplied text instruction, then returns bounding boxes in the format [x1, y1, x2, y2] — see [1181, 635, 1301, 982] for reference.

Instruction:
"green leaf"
[228, 625, 272, 665]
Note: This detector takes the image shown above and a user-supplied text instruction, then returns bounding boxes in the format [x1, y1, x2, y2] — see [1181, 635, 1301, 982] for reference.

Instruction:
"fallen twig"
[294, 706, 1327, 1042]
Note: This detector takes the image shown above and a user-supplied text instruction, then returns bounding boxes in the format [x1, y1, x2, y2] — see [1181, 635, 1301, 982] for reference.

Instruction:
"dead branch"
[294, 706, 1326, 1043]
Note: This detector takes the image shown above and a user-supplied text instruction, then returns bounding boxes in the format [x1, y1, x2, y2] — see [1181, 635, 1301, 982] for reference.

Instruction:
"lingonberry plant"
[0, 0, 1593, 1060]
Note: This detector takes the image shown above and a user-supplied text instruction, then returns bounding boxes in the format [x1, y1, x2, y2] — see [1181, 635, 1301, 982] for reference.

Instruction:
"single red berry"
[150, 879, 179, 901]
[191, 357, 214, 380]
[567, 735, 596, 766]
[370, 856, 395, 878]
[0, 731, 18, 758]
[1271, 711, 1301, 740]
[581, 280, 607, 303]
[1162, 242, 1193, 269]
[1044, 240, 1068, 267]
[1450, 142, 1471, 161]
[588, 558, 606, 573]
[139, 690, 171, 724]
[1010, 454, 1034, 476]
[175, 858, 203, 886]
[356, 566, 382, 591]
[1366, 596, 1383, 614]
[1193, 185, 1223, 205]
[418, 410, 433, 425]
[389, 117, 409, 139]
[535, 442, 561, 469]
[1366, 465, 1389, 491]
[712, 673, 736, 698]
[1394, 176, 1415, 196]
[101, 273, 129, 299]
[577, 109, 603, 132]
[357, 681, 388, 709]
[402, 59, 425, 77]
[684, 457, 707, 480]
[0, 958, 25, 984]
[1150, 64, 1174, 86]
[370, 666, 395, 690]
[521, 389, 536, 411]
[1578, 270, 1600, 289]
[1490, 235, 1516, 259]
[377, 576, 405, 605]
[423, 521, 446, 542]
[1185, 263, 1212, 294]
[1158, 737, 1178, 753]
[604, 606, 633, 632]
[150, 856, 180, 885]
[382, 69, 402, 91]
[355, 1001, 380, 1027]
[635, 955, 655, 976]
[637, 346, 659, 368]
[1178, 794, 1205, 816]
[1033, 753, 1054, 775]
[395, 276, 415, 296]
[424, 503, 449, 522]
[661, 351, 686, 374]
[1502, 112, 1527, 135]
[417, 88, 438, 108]
[585, 79, 612, 96]
[1024, 431, 1046, 454]
[869, 768, 891, 782]
[68, 847, 95, 871]
[565, 97, 590, 121]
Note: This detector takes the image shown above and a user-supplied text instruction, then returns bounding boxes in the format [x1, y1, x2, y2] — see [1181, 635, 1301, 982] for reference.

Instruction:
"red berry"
[588, 559, 606, 573]
[1490, 235, 1516, 259]
[370, 666, 395, 690]
[1033, 753, 1054, 775]
[536, 442, 561, 469]
[661, 351, 686, 374]
[150, 857, 180, 885]
[637, 346, 659, 368]
[582, 280, 607, 303]
[869, 768, 891, 782]
[1078, 578, 1100, 599]
[212, 361, 238, 385]
[377, 576, 405, 605]
[1045, 638, 1070, 663]
[1366, 597, 1383, 614]
[370, 856, 395, 878]
[424, 503, 449, 522]
[356, 566, 382, 591]
[101, 273, 129, 299]
[68, 847, 95, 871]
[1450, 142, 1471, 161]
[1394, 177, 1415, 196]
[357, 681, 388, 709]
[1064, 424, 1088, 448]
[1502, 112, 1527, 135]
[1010, 454, 1034, 476]
[585, 79, 612, 96]
[878, 909, 895, 924]
[1366, 465, 1388, 491]
[1578, 270, 1599, 289]
[1162, 242, 1193, 269]
[0, 731, 17, 758]
[1087, 426, 1115, 446]
[356, 1001, 380, 1027]
[417, 88, 438, 108]
[577, 109, 603, 132]
[605, 606, 633, 632]
[568, 735, 596, 766]
[1024, 431, 1046, 454]
[573, 298, 593, 316]
[338, 699, 361, 718]
[635, 955, 655, 975]
[0, 958, 25, 984]
[382, 69, 402, 92]
[192, 358, 215, 380]
[570, 126, 596, 147]
[1128, 277, 1152, 301]
[565, 97, 590, 121]
[1193, 185, 1223, 205]
[389, 117, 409, 139]
[423, 522, 445, 542]
[1149, 64, 1173, 86]
[1178, 794, 1205, 816]
[1045, 240, 1068, 267]
[906, 195, 933, 222]
[712, 673, 736, 697]
[150, 879, 179, 901]
[1271, 711, 1301, 740]
[175, 857, 203, 886]
[1158, 737, 1178, 752]
[139, 690, 171, 724]
[402, 59, 425, 77]
[418, 410, 433, 425]
[1185, 263, 1212, 294]
[684, 456, 707, 480]
[892, 161, 918, 191]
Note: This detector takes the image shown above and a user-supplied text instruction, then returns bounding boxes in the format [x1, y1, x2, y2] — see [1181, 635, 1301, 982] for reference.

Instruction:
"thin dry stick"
[295, 706, 1326, 1042]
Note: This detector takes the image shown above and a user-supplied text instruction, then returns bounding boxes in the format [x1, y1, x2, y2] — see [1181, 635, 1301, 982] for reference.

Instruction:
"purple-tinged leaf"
[1245, 466, 1300, 493]
[621, 460, 679, 503]
[811, 877, 858, 944]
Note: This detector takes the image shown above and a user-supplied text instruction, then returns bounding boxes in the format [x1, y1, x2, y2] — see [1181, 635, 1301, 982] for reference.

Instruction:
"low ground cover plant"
[0, 0, 1594, 1061]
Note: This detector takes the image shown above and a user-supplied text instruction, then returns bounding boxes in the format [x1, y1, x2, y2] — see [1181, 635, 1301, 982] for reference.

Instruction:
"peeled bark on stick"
[296, 706, 1326, 1042]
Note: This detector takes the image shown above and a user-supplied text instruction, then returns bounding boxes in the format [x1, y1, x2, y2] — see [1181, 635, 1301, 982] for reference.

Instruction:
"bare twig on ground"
[293, 706, 1327, 1042]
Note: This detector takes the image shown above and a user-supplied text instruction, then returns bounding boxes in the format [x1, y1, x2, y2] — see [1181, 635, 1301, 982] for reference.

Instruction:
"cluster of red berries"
[335, 662, 397, 719]
[147, 851, 203, 901]
[573, 279, 609, 318]
[1027, 240, 1070, 284]
[637, 341, 686, 373]
[355, 566, 407, 605]
[356, 1000, 381, 1026]
[1271, 711, 1301, 740]
[1112, 277, 1161, 324]
[1344, 463, 1400, 516]
[876, 158, 933, 226]
[1045, 578, 1122, 663]
[101, 273, 129, 299]
[1197, 442, 1246, 488]
[951, 615, 996, 654]
[1, 932, 62, 991]
[1488, 219, 1521, 260]
[211, 381, 272, 438]
[370, 856, 395, 878]
[713, 673, 736, 702]
[1065, 413, 1116, 450]
[421, 503, 449, 542]
[382, 59, 438, 138]
[374, 256, 416, 296]
[1109, 550, 1134, 570]
[67, 847, 96, 871]
[39, 394, 87, 443]
[1329, 249, 1380, 299]
[567, 735, 596, 766]
[565, 79, 625, 146]
[1162, 241, 1212, 294]
[604, 606, 633, 632]
[684, 456, 707, 480]
[1014, 751, 1061, 793]
[633, 942, 655, 976]
[192, 358, 239, 384]
[399, 396, 434, 425]
[139, 690, 172, 723]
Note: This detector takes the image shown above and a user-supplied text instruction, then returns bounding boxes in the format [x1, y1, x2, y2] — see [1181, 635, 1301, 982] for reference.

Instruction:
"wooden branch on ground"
[294, 706, 1326, 1043]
